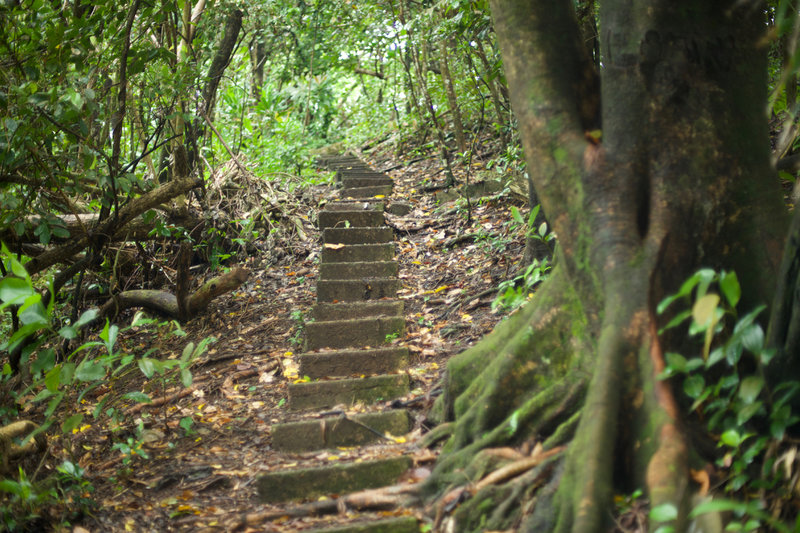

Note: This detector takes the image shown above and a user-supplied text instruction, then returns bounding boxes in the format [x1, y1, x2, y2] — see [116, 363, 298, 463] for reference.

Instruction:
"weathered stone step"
[317, 278, 400, 302]
[325, 200, 384, 211]
[340, 185, 393, 199]
[319, 209, 384, 230]
[337, 171, 390, 180]
[341, 176, 393, 188]
[306, 316, 404, 351]
[336, 169, 387, 176]
[323, 227, 393, 245]
[271, 409, 410, 452]
[308, 516, 419, 533]
[321, 243, 394, 263]
[299, 346, 409, 379]
[319, 261, 398, 281]
[310, 300, 404, 321]
[256, 455, 412, 502]
[289, 374, 410, 410]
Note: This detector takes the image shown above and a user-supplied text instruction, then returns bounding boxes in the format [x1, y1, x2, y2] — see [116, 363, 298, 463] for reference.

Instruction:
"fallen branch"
[125, 381, 206, 415]
[473, 445, 564, 492]
[99, 267, 249, 321]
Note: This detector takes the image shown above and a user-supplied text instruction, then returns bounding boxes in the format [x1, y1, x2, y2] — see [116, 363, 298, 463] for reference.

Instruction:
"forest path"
[82, 142, 524, 532]
[253, 155, 419, 533]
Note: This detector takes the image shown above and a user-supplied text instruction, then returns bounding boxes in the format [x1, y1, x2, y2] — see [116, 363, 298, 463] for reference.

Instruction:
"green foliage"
[658, 269, 798, 530]
[492, 257, 551, 314]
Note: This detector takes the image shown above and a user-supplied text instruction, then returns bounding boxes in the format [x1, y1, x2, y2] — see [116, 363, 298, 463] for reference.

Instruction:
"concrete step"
[340, 185, 393, 199]
[307, 516, 419, 533]
[341, 176, 394, 188]
[271, 409, 410, 452]
[305, 316, 404, 351]
[319, 261, 398, 281]
[323, 227, 393, 245]
[256, 455, 412, 502]
[316, 278, 400, 302]
[321, 243, 394, 263]
[289, 374, 410, 410]
[299, 346, 410, 379]
[319, 209, 384, 230]
[310, 301, 404, 321]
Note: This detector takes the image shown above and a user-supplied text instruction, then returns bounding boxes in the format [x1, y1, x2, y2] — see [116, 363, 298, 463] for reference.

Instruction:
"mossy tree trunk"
[425, 1, 790, 531]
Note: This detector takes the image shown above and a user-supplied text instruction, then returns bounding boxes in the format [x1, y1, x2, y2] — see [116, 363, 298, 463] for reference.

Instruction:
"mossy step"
[323, 227, 393, 245]
[316, 278, 400, 303]
[305, 316, 404, 351]
[288, 374, 410, 410]
[319, 261, 398, 281]
[256, 455, 412, 503]
[319, 210, 384, 230]
[310, 301, 404, 321]
[324, 200, 384, 211]
[341, 176, 394, 188]
[299, 346, 409, 379]
[321, 243, 394, 263]
[307, 516, 419, 533]
[340, 185, 393, 199]
[271, 410, 410, 452]
[337, 170, 390, 180]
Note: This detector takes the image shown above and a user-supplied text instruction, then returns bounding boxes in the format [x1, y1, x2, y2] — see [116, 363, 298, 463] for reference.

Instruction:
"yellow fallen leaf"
[374, 194, 385, 199]
[324, 243, 346, 249]
[434, 285, 449, 293]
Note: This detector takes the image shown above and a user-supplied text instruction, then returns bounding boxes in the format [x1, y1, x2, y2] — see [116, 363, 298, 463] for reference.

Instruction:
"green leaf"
[75, 359, 106, 381]
[32, 347, 55, 375]
[510, 206, 524, 224]
[180, 368, 192, 388]
[736, 401, 762, 426]
[720, 429, 743, 448]
[123, 391, 152, 404]
[73, 308, 99, 328]
[61, 414, 83, 434]
[650, 503, 678, 522]
[182, 342, 195, 361]
[738, 376, 764, 404]
[683, 375, 705, 398]
[689, 498, 747, 517]
[0, 276, 33, 304]
[664, 352, 687, 373]
[44, 364, 61, 392]
[719, 271, 740, 308]
[659, 309, 691, 333]
[740, 324, 764, 354]
[138, 358, 156, 378]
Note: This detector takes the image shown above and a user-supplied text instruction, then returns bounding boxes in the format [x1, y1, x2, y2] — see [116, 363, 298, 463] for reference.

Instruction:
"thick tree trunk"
[427, 1, 790, 531]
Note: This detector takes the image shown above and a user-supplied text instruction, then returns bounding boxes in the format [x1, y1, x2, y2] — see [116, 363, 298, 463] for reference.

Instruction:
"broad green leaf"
[738, 376, 764, 404]
[683, 375, 705, 398]
[138, 358, 156, 378]
[719, 271, 740, 308]
[740, 324, 764, 354]
[75, 359, 105, 381]
[44, 364, 61, 392]
[32, 347, 55, 375]
[664, 352, 687, 373]
[182, 342, 195, 361]
[659, 310, 691, 333]
[123, 391, 152, 404]
[61, 414, 83, 434]
[180, 368, 192, 388]
[650, 503, 678, 522]
[0, 276, 32, 304]
[720, 429, 743, 448]
[73, 308, 99, 328]
[510, 206, 524, 224]
[736, 401, 762, 426]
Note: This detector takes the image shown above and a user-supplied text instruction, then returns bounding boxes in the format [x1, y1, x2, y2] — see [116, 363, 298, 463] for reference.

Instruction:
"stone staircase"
[255, 155, 418, 532]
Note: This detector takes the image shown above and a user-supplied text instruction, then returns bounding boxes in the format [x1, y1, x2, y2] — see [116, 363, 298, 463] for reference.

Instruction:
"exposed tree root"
[0, 420, 47, 474]
[225, 482, 422, 531]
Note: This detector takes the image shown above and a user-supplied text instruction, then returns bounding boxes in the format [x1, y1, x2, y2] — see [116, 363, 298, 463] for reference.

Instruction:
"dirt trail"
[67, 143, 526, 532]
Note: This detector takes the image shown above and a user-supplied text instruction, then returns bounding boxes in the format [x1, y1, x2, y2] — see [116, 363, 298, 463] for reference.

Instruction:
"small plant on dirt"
[492, 257, 552, 314]
[655, 269, 799, 532]
[0, 467, 56, 530]
[289, 309, 306, 347]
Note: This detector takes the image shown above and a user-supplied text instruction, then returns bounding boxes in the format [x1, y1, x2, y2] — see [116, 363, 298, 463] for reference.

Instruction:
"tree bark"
[427, 1, 790, 531]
